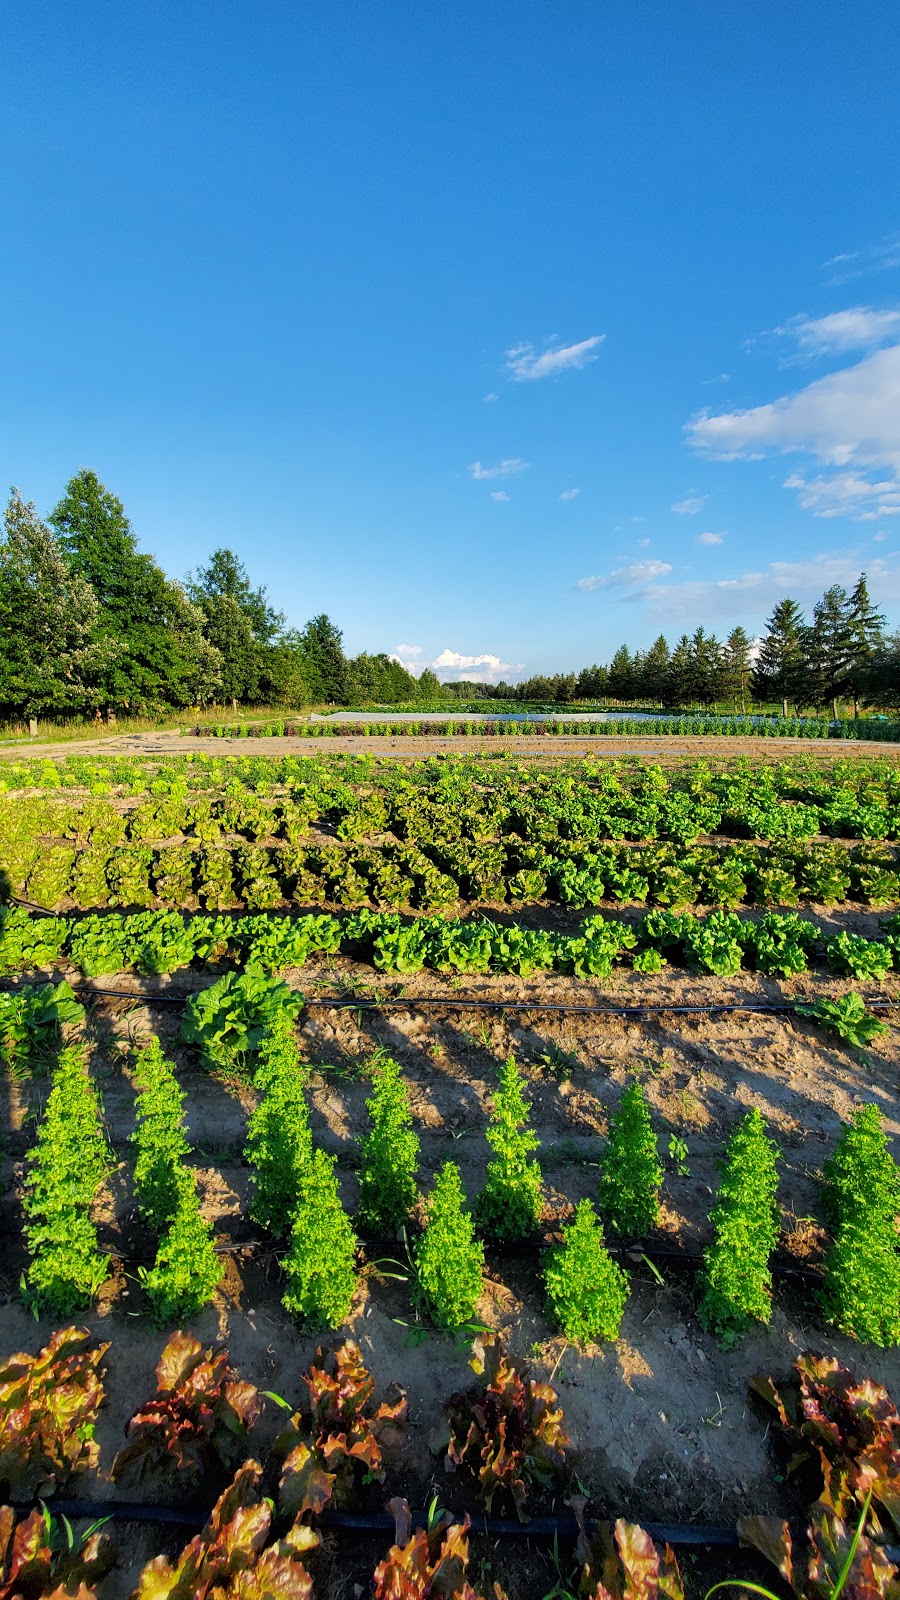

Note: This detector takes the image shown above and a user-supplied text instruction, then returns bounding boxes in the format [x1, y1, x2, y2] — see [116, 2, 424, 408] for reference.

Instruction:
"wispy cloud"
[577, 559, 672, 593]
[783, 471, 900, 520]
[637, 537, 651, 548]
[695, 530, 725, 545]
[483, 392, 498, 403]
[505, 335, 604, 382]
[559, 487, 580, 501]
[671, 494, 707, 515]
[824, 238, 900, 284]
[607, 550, 900, 624]
[775, 306, 900, 357]
[469, 457, 529, 481]
[490, 490, 510, 502]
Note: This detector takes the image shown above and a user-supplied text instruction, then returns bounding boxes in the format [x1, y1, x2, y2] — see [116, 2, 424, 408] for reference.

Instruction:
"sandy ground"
[2, 952, 899, 1596]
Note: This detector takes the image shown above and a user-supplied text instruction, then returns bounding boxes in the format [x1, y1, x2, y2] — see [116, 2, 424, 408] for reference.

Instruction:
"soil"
[2, 952, 900, 1597]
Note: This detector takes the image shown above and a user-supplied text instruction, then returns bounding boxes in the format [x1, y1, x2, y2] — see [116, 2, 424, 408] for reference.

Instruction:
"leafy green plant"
[543, 1198, 629, 1344]
[571, 1504, 684, 1600]
[699, 1108, 779, 1345]
[282, 1148, 359, 1329]
[0, 1504, 115, 1600]
[821, 1104, 900, 1346]
[245, 1008, 311, 1236]
[414, 1162, 485, 1331]
[432, 1333, 567, 1520]
[357, 1054, 420, 1234]
[825, 930, 893, 981]
[131, 1038, 191, 1230]
[797, 992, 888, 1049]
[597, 1082, 662, 1237]
[130, 1460, 319, 1599]
[475, 1056, 542, 1243]
[0, 1327, 108, 1498]
[22, 1047, 112, 1315]
[112, 1331, 260, 1487]
[0, 981, 84, 1069]
[373, 1497, 504, 1600]
[181, 965, 304, 1070]
[139, 1167, 223, 1322]
[276, 1340, 407, 1518]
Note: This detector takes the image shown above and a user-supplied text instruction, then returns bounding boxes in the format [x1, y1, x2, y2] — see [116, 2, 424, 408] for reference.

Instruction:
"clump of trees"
[0, 471, 425, 720]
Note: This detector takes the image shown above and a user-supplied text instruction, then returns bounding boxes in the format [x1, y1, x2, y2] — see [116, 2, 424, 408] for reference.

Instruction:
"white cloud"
[560, 487, 580, 501]
[483, 392, 498, 403]
[617, 550, 900, 624]
[695, 530, 725, 545]
[671, 494, 707, 515]
[577, 559, 672, 593]
[389, 644, 426, 676]
[431, 648, 525, 683]
[637, 537, 651, 548]
[469, 457, 529, 480]
[824, 238, 900, 284]
[783, 470, 900, 520]
[490, 490, 510, 502]
[778, 306, 900, 356]
[874, 531, 888, 542]
[505, 335, 604, 382]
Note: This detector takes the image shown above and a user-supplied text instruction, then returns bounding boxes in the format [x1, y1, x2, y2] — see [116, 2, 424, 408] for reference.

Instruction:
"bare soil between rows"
[2, 956, 900, 1596]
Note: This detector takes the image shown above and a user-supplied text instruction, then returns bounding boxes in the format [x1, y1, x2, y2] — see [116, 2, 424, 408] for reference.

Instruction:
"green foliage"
[246, 1009, 311, 1236]
[699, 1108, 780, 1345]
[0, 1326, 107, 1498]
[357, 1055, 420, 1234]
[22, 1047, 111, 1315]
[0, 980, 84, 1069]
[139, 1167, 223, 1323]
[131, 1038, 191, 1230]
[414, 1162, 484, 1331]
[112, 1330, 260, 1487]
[181, 965, 304, 1070]
[435, 1333, 568, 1519]
[597, 1082, 662, 1237]
[821, 1105, 900, 1346]
[282, 1149, 359, 1329]
[475, 1056, 542, 1242]
[798, 991, 888, 1049]
[825, 930, 893, 980]
[543, 1198, 629, 1344]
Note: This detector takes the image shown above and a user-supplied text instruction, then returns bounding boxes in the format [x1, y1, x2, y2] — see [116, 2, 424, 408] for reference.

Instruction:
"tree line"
[0, 471, 434, 719]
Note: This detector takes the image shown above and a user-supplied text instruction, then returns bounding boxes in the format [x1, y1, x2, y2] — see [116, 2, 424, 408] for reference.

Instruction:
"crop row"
[4, 1328, 893, 1600]
[3, 903, 900, 985]
[190, 713, 900, 741]
[16, 1021, 900, 1351]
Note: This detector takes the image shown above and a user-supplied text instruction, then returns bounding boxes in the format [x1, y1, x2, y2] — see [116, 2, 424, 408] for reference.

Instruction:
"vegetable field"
[2, 748, 900, 1600]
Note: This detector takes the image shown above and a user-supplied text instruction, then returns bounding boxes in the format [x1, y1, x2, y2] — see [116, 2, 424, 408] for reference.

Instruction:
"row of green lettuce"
[3, 903, 900, 983]
[190, 713, 900, 741]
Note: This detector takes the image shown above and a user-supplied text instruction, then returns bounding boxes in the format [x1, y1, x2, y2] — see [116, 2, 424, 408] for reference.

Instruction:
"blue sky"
[3, 1, 900, 680]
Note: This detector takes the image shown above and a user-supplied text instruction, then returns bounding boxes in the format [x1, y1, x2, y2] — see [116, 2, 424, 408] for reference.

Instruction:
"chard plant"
[0, 1327, 108, 1499]
[476, 1056, 542, 1243]
[414, 1162, 484, 1331]
[597, 1081, 663, 1237]
[821, 1104, 900, 1346]
[543, 1198, 629, 1344]
[245, 1008, 312, 1235]
[282, 1148, 359, 1329]
[356, 1053, 420, 1234]
[112, 1330, 260, 1487]
[699, 1108, 779, 1345]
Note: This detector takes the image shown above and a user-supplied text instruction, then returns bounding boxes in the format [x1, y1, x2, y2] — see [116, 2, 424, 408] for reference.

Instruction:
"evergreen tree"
[50, 468, 220, 711]
[606, 645, 634, 701]
[845, 573, 885, 718]
[0, 489, 112, 720]
[575, 663, 608, 699]
[640, 635, 671, 706]
[416, 667, 443, 699]
[475, 1056, 542, 1242]
[723, 626, 753, 713]
[753, 598, 807, 716]
[300, 613, 350, 703]
[807, 585, 852, 718]
[665, 634, 693, 708]
[188, 547, 284, 704]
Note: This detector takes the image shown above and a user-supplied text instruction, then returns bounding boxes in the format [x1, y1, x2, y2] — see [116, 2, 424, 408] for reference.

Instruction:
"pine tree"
[245, 1010, 312, 1236]
[357, 1054, 420, 1233]
[807, 585, 852, 719]
[414, 1162, 484, 1330]
[665, 634, 693, 708]
[699, 1109, 779, 1344]
[640, 635, 671, 707]
[476, 1056, 542, 1242]
[723, 626, 753, 713]
[300, 613, 350, 703]
[283, 1148, 359, 1328]
[188, 547, 284, 704]
[846, 573, 886, 718]
[606, 645, 634, 702]
[597, 1082, 663, 1237]
[753, 598, 806, 716]
[543, 1199, 629, 1343]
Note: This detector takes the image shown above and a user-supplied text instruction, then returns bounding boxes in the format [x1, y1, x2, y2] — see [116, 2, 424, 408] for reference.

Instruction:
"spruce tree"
[283, 1148, 358, 1328]
[699, 1108, 779, 1344]
[807, 585, 853, 719]
[187, 547, 284, 704]
[846, 573, 886, 718]
[476, 1056, 542, 1242]
[299, 613, 350, 703]
[753, 597, 806, 716]
[723, 626, 753, 713]
[357, 1054, 420, 1234]
[597, 1082, 663, 1237]
[414, 1162, 484, 1330]
[245, 1010, 312, 1236]
[543, 1198, 629, 1343]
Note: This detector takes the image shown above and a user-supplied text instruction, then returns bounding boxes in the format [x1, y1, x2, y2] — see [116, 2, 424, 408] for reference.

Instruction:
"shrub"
[0, 1327, 108, 1498]
[22, 1046, 111, 1315]
[245, 1009, 312, 1236]
[356, 1054, 420, 1234]
[543, 1198, 629, 1344]
[139, 1167, 223, 1323]
[699, 1108, 779, 1345]
[131, 1038, 191, 1230]
[476, 1056, 542, 1243]
[434, 1333, 567, 1519]
[821, 1104, 900, 1346]
[283, 1149, 359, 1329]
[276, 1340, 407, 1518]
[112, 1330, 260, 1486]
[597, 1082, 662, 1237]
[414, 1162, 484, 1331]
